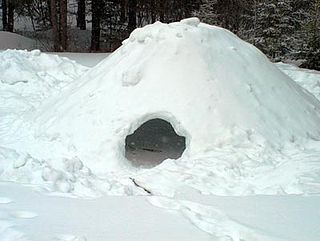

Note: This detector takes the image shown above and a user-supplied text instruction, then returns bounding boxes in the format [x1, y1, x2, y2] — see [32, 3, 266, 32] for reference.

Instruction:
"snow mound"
[33, 18, 320, 171]
[0, 31, 38, 50]
[1, 20, 320, 241]
[1, 19, 320, 197]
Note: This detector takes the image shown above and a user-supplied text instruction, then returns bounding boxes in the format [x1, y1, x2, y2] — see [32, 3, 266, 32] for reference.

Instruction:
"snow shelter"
[35, 18, 320, 172]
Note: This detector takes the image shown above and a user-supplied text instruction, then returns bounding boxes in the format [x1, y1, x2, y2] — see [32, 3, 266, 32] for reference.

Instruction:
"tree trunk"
[2, 0, 7, 31]
[47, 0, 52, 25]
[7, 0, 14, 32]
[151, 0, 156, 22]
[91, 0, 101, 51]
[60, 0, 68, 51]
[77, 0, 86, 30]
[120, 0, 126, 23]
[159, 0, 164, 22]
[50, 0, 60, 51]
[128, 0, 137, 32]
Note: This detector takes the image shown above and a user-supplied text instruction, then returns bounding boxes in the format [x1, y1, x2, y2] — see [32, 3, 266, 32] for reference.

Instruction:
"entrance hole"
[125, 118, 186, 168]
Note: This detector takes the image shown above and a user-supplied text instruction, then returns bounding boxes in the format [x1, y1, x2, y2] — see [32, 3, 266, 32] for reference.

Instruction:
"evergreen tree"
[302, 0, 320, 70]
[194, 0, 219, 26]
[253, 0, 310, 61]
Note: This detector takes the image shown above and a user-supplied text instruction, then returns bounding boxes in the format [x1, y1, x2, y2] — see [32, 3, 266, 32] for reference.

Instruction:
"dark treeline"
[197, 0, 320, 70]
[1, 0, 319, 69]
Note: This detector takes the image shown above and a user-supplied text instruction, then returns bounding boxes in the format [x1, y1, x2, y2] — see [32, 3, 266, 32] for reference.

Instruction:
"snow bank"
[0, 49, 87, 89]
[0, 31, 38, 50]
[0, 49, 88, 144]
[32, 18, 320, 172]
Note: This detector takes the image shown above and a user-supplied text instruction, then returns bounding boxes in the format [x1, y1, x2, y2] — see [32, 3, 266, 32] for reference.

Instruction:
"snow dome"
[34, 18, 320, 172]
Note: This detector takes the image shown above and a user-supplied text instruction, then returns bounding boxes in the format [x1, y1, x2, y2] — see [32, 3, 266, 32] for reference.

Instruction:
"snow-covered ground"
[1, 19, 320, 241]
[1, 182, 320, 241]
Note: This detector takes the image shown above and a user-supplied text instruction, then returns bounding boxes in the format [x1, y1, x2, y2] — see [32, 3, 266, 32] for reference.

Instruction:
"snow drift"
[30, 18, 320, 172]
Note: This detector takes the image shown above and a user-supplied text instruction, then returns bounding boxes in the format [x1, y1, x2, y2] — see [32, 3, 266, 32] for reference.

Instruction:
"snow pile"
[0, 49, 87, 90]
[0, 19, 320, 198]
[0, 50, 94, 195]
[0, 50, 88, 139]
[32, 18, 320, 171]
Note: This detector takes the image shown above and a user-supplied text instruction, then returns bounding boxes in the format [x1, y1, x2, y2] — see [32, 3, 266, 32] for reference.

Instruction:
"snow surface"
[1, 18, 320, 241]
[1, 182, 320, 241]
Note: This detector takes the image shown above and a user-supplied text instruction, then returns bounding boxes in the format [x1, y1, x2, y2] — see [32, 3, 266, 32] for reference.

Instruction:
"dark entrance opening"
[125, 118, 186, 168]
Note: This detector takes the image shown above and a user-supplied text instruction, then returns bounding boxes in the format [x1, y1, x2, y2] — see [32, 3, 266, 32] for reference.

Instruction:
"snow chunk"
[122, 68, 143, 86]
[13, 155, 30, 169]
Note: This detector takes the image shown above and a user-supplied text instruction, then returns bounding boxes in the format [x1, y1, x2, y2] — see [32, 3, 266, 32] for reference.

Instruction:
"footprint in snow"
[0, 197, 13, 204]
[11, 211, 38, 219]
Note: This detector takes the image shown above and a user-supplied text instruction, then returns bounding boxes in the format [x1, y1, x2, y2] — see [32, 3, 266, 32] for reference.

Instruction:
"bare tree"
[128, 0, 137, 32]
[50, 0, 67, 51]
[50, 0, 59, 50]
[2, 0, 8, 30]
[60, 0, 67, 50]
